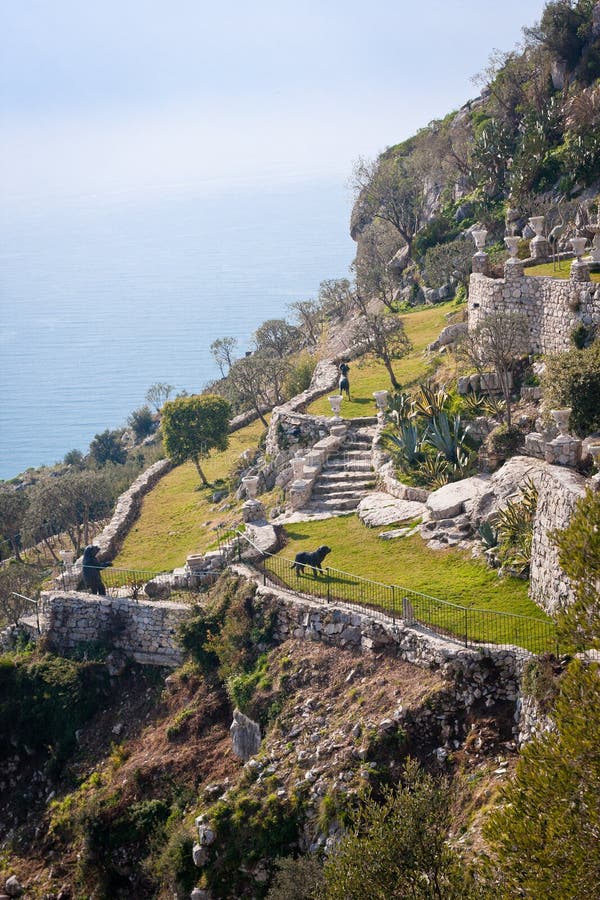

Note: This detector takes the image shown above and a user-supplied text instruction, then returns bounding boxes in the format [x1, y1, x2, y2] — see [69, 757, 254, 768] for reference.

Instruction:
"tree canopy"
[161, 394, 231, 485]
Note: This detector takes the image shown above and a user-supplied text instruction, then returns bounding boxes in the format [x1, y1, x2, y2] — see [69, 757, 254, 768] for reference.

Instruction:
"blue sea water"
[0, 179, 354, 480]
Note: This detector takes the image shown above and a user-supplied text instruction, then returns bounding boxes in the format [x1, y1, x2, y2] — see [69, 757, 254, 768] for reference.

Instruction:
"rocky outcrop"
[357, 492, 426, 528]
[426, 475, 490, 520]
[230, 709, 262, 761]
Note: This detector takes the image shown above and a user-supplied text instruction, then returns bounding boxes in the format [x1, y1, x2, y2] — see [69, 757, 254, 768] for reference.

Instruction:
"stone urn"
[59, 549, 74, 568]
[550, 408, 572, 436]
[528, 216, 545, 238]
[504, 235, 520, 259]
[328, 395, 343, 416]
[471, 228, 488, 251]
[570, 237, 588, 259]
[373, 390, 389, 412]
[241, 475, 259, 498]
[291, 456, 305, 479]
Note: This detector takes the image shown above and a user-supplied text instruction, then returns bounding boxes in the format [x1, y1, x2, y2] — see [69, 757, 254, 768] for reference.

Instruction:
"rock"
[464, 456, 547, 525]
[105, 650, 128, 677]
[436, 322, 467, 347]
[191, 890, 211, 900]
[5, 878, 23, 898]
[144, 578, 172, 600]
[230, 709, 261, 761]
[426, 476, 490, 520]
[357, 492, 426, 528]
[192, 843, 209, 867]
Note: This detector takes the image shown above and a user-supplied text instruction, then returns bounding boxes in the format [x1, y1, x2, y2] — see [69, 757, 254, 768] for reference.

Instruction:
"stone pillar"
[530, 236, 549, 260]
[544, 435, 582, 468]
[471, 251, 490, 276]
[504, 258, 524, 279]
[570, 259, 590, 282]
[242, 499, 266, 522]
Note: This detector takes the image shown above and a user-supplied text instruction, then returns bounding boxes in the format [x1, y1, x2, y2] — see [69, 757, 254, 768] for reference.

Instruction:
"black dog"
[291, 545, 332, 576]
[81, 544, 109, 596]
[339, 375, 350, 400]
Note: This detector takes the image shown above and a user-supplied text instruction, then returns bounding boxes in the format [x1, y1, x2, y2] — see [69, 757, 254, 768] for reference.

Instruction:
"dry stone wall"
[529, 466, 588, 613]
[469, 271, 600, 354]
[40, 591, 189, 667]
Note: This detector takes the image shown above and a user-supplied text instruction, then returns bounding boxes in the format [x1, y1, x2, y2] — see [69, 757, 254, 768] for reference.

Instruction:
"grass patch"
[525, 260, 600, 281]
[307, 302, 460, 418]
[114, 418, 268, 571]
[267, 516, 554, 652]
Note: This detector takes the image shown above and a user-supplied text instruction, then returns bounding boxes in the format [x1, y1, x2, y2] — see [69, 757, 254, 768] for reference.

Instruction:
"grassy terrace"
[307, 301, 461, 418]
[114, 418, 268, 571]
[264, 516, 555, 653]
[525, 259, 600, 281]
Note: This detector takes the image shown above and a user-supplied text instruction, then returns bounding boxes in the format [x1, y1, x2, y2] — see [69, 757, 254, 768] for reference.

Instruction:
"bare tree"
[210, 337, 238, 378]
[318, 278, 358, 321]
[254, 318, 301, 358]
[145, 382, 175, 413]
[288, 299, 322, 347]
[353, 221, 403, 311]
[0, 487, 28, 562]
[353, 155, 427, 258]
[459, 311, 528, 426]
[352, 297, 412, 390]
[227, 352, 289, 427]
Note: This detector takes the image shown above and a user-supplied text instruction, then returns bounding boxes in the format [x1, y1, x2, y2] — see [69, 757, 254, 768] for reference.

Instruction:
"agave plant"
[382, 421, 423, 469]
[412, 381, 450, 421]
[423, 413, 471, 465]
[462, 391, 504, 419]
[417, 453, 450, 490]
[479, 520, 499, 550]
[388, 391, 413, 426]
[496, 478, 539, 576]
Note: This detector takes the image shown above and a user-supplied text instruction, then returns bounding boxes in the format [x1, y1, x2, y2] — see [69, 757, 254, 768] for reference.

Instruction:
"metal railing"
[235, 533, 557, 655]
[10, 592, 41, 633]
[56, 565, 187, 601]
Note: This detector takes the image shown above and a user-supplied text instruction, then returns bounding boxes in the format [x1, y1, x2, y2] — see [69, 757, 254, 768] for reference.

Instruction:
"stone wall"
[40, 591, 190, 667]
[242, 577, 529, 715]
[92, 458, 172, 562]
[529, 466, 588, 614]
[469, 271, 600, 354]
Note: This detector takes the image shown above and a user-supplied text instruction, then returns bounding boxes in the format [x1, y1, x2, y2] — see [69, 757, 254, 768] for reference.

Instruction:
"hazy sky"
[2, 0, 548, 210]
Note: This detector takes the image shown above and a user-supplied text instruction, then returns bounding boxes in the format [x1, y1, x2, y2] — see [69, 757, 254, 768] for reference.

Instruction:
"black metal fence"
[236, 534, 557, 655]
[56, 565, 180, 601]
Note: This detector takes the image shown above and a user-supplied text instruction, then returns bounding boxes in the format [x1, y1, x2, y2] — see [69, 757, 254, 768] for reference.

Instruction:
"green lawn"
[114, 418, 268, 571]
[263, 515, 555, 653]
[307, 301, 461, 418]
[525, 259, 600, 281]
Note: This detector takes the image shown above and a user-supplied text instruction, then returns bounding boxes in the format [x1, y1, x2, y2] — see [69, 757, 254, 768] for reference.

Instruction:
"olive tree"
[352, 298, 412, 390]
[0, 487, 28, 561]
[161, 394, 231, 485]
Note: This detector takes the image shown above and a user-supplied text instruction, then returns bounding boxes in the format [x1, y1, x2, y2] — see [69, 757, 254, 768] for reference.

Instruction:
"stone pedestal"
[330, 423, 347, 438]
[504, 258, 524, 278]
[472, 251, 490, 275]
[525, 432, 545, 459]
[530, 236, 549, 260]
[242, 499, 266, 522]
[544, 434, 582, 468]
[289, 479, 312, 510]
[570, 259, 590, 282]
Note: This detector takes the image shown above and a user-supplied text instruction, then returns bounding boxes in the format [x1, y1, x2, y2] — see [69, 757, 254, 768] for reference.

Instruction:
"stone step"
[310, 488, 371, 502]
[306, 496, 365, 511]
[316, 473, 375, 485]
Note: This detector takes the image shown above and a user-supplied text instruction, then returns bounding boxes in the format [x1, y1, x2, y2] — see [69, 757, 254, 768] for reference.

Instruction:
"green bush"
[542, 342, 600, 436]
[487, 424, 523, 458]
[0, 653, 109, 764]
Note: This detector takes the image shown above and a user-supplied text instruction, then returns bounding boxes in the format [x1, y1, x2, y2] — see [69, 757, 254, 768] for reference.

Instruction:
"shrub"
[542, 341, 600, 436]
[486, 424, 523, 458]
[127, 405, 156, 441]
[283, 353, 317, 398]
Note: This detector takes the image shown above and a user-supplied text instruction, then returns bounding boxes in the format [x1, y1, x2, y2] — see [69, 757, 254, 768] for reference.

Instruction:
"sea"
[0, 178, 355, 481]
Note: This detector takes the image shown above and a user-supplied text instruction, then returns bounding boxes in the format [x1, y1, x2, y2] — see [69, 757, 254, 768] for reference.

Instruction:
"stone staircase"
[305, 425, 376, 513]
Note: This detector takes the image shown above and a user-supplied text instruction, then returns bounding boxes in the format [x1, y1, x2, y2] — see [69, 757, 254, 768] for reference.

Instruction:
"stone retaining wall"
[530, 466, 588, 613]
[40, 591, 190, 667]
[92, 458, 172, 562]
[469, 271, 600, 354]
[240, 575, 529, 722]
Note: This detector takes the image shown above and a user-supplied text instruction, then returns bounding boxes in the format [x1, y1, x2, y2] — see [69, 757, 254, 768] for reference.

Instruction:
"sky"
[1, 0, 549, 211]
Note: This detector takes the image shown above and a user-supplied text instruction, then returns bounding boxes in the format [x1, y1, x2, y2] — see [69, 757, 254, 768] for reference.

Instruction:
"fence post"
[464, 607, 468, 648]
[391, 585, 396, 625]
[326, 568, 330, 604]
[263, 553, 267, 586]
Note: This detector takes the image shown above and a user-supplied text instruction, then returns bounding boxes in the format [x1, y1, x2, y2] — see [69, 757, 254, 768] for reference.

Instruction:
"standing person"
[339, 360, 350, 400]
